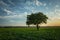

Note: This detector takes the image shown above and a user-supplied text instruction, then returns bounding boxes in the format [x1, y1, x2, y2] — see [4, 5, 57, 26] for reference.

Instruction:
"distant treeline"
[0, 26, 60, 28]
[0, 26, 27, 28]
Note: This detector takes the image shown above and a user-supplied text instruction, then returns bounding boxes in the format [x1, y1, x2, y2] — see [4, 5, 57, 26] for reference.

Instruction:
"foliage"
[26, 12, 48, 30]
[26, 12, 48, 25]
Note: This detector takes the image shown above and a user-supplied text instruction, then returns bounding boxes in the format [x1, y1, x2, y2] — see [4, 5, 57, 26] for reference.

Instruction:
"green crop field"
[0, 27, 60, 40]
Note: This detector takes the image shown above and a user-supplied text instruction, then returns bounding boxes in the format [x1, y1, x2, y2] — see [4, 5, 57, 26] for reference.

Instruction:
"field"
[0, 27, 60, 40]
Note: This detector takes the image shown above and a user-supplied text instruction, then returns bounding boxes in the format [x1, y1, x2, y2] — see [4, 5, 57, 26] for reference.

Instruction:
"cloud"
[45, 7, 48, 9]
[43, 3, 47, 6]
[9, 20, 15, 22]
[0, 15, 22, 19]
[24, 6, 35, 12]
[25, 1, 32, 6]
[0, 16, 3, 18]
[41, 20, 60, 26]
[0, 0, 60, 26]
[49, 3, 51, 5]
[0, 11, 28, 26]
[0, 1, 8, 7]
[4, 9, 13, 15]
[0, 11, 28, 19]
[55, 5, 59, 8]
[8, 0, 15, 6]
[34, 0, 43, 6]
[54, 8, 60, 17]
[46, 8, 60, 21]
[46, 20, 60, 26]
[34, 0, 47, 6]
[46, 5, 60, 21]
[3, 8, 18, 15]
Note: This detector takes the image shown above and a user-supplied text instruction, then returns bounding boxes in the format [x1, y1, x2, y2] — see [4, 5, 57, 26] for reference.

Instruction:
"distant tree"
[26, 21, 30, 27]
[26, 15, 31, 27]
[26, 12, 48, 30]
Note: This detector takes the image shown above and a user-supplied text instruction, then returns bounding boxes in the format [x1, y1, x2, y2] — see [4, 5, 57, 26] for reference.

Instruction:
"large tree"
[26, 12, 48, 30]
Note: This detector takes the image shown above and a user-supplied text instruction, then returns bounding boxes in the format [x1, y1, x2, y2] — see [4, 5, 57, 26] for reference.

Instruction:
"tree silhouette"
[26, 12, 48, 30]
[26, 21, 31, 27]
[26, 15, 32, 27]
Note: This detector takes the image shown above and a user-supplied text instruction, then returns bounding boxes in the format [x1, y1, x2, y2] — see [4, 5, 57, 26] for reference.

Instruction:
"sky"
[0, 0, 60, 26]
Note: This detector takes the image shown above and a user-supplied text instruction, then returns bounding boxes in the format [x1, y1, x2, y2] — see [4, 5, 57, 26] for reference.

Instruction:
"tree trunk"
[36, 24, 39, 31]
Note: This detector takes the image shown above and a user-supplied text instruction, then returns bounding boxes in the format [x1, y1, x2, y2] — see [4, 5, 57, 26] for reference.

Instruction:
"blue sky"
[0, 0, 60, 26]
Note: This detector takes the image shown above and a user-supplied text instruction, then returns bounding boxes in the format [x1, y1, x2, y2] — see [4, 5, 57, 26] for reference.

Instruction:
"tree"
[26, 12, 48, 30]
[26, 15, 32, 27]
[26, 21, 31, 27]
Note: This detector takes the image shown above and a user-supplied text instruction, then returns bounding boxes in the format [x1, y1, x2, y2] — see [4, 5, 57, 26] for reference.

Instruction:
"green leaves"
[26, 12, 48, 25]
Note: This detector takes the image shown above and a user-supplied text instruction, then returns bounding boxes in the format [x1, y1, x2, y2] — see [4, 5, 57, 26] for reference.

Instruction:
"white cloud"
[24, 6, 35, 12]
[25, 1, 32, 6]
[43, 3, 46, 6]
[0, 8, 26, 19]
[3, 9, 17, 15]
[0, 0, 15, 6]
[0, 11, 28, 19]
[54, 9, 60, 16]
[0, 14, 22, 19]
[55, 9, 60, 12]
[34, 0, 47, 6]
[54, 5, 60, 16]
[47, 8, 60, 21]
[24, 12, 27, 16]
[55, 5, 59, 8]
[45, 8, 60, 21]
[0, 1, 8, 7]
[34, 0, 43, 6]
[4, 9, 13, 15]
[8, 0, 15, 6]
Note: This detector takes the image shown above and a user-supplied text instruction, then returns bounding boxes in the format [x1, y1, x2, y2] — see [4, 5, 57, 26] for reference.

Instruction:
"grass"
[0, 27, 60, 40]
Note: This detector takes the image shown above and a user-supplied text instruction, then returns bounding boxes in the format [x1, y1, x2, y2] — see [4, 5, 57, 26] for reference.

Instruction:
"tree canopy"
[26, 12, 48, 30]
